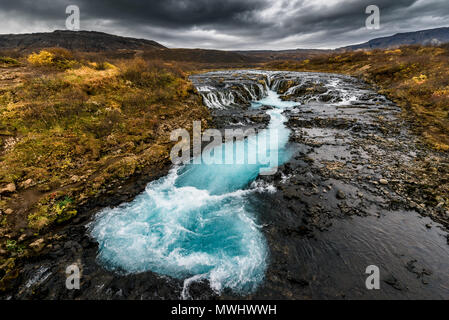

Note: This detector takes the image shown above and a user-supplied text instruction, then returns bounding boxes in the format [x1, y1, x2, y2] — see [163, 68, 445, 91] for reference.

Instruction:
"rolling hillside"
[342, 27, 449, 50]
[0, 30, 166, 52]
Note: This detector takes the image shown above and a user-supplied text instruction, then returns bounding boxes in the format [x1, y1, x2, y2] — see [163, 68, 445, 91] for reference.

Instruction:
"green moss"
[0, 57, 19, 67]
[5, 240, 24, 254]
[28, 196, 77, 230]
[106, 156, 138, 179]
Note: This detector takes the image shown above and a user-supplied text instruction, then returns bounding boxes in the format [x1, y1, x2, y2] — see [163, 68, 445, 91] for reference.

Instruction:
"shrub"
[27, 50, 55, 66]
[27, 49, 77, 69]
[91, 61, 115, 71]
[0, 57, 19, 66]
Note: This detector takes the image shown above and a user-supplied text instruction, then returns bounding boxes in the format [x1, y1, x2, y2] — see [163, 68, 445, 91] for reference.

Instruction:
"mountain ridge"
[0, 30, 166, 52]
[341, 27, 449, 51]
[1, 27, 448, 60]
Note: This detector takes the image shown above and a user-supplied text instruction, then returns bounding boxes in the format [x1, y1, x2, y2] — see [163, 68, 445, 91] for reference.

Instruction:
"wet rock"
[183, 279, 218, 300]
[336, 190, 346, 200]
[409, 201, 418, 209]
[384, 275, 407, 291]
[283, 187, 300, 200]
[249, 113, 270, 124]
[286, 273, 309, 286]
[405, 259, 433, 283]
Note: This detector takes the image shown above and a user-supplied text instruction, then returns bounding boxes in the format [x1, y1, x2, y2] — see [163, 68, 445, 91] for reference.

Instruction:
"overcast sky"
[0, 0, 448, 50]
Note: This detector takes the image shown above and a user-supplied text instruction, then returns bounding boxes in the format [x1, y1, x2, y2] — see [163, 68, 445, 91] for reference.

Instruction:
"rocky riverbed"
[2, 70, 448, 300]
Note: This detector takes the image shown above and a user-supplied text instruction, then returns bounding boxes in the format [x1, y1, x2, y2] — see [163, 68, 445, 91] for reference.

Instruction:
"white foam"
[90, 88, 298, 295]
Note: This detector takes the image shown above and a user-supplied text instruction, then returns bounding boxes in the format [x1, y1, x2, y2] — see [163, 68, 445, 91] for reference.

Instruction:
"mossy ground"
[0, 49, 211, 288]
[2, 44, 448, 291]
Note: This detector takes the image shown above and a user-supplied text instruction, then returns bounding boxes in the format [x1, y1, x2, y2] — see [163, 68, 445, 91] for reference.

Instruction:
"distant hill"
[144, 48, 256, 64]
[341, 27, 449, 50]
[0, 30, 166, 52]
[235, 49, 331, 61]
[3, 27, 449, 64]
[0, 30, 257, 65]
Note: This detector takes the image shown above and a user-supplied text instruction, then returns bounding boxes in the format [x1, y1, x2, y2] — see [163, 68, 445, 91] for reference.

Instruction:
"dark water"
[279, 210, 449, 299]
[90, 70, 449, 299]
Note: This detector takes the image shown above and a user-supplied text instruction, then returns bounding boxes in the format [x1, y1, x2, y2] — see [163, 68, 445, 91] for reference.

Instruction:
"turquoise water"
[90, 90, 298, 294]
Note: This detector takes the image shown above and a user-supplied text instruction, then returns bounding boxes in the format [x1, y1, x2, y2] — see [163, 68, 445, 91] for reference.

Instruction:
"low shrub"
[0, 57, 20, 67]
[27, 48, 78, 69]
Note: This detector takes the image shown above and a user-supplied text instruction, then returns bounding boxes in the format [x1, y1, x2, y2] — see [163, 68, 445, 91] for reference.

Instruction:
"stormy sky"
[0, 0, 448, 50]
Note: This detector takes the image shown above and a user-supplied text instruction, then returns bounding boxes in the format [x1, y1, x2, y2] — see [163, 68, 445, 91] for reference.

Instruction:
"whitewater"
[89, 89, 298, 295]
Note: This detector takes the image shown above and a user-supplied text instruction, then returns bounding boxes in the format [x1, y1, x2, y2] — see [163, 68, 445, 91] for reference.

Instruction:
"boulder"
[0, 183, 16, 194]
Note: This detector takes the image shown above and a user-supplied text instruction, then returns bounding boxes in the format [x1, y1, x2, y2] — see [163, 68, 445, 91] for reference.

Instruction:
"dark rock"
[384, 275, 407, 291]
[336, 190, 346, 200]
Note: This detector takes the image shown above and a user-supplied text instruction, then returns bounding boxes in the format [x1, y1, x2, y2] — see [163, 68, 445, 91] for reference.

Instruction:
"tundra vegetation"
[0, 48, 211, 289]
[0, 44, 448, 291]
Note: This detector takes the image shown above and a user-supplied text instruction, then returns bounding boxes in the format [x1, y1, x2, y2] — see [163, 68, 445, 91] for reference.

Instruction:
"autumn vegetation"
[1, 43, 449, 290]
[265, 45, 449, 151]
[0, 48, 212, 288]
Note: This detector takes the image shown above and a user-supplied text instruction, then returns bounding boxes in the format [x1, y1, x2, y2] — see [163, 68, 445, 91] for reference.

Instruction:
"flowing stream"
[88, 70, 449, 299]
[90, 88, 297, 295]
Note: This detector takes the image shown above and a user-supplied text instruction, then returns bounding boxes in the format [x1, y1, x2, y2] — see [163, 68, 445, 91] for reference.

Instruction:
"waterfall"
[198, 82, 268, 109]
[89, 71, 300, 297]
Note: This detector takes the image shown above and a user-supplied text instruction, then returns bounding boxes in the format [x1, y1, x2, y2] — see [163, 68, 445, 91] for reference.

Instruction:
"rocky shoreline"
[249, 74, 449, 299]
[2, 70, 448, 300]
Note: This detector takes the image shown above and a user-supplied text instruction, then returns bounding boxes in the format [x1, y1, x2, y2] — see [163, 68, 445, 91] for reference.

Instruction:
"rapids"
[90, 84, 298, 295]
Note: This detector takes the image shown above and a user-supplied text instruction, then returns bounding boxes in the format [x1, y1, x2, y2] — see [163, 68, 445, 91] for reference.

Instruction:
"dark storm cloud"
[0, 0, 268, 29]
[1, 0, 449, 49]
[79, 0, 269, 28]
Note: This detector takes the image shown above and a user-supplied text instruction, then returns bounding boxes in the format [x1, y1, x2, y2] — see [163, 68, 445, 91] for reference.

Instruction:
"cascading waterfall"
[197, 80, 268, 109]
[89, 73, 299, 296]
